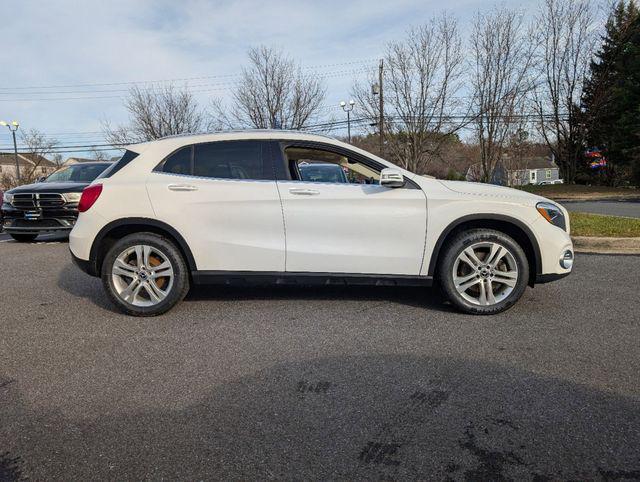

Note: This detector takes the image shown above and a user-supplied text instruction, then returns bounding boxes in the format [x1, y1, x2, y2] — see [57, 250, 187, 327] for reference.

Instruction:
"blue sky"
[0, 0, 542, 156]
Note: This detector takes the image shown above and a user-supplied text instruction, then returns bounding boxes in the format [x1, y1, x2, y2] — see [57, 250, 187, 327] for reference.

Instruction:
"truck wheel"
[101, 232, 190, 316]
[437, 229, 529, 315]
[10, 233, 38, 242]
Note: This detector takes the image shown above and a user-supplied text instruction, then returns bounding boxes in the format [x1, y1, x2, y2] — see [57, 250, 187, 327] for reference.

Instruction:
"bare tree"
[51, 153, 64, 169]
[211, 46, 326, 130]
[104, 84, 205, 145]
[533, 0, 595, 184]
[352, 15, 468, 173]
[2, 129, 58, 187]
[470, 8, 535, 183]
[21, 129, 58, 183]
[88, 148, 110, 161]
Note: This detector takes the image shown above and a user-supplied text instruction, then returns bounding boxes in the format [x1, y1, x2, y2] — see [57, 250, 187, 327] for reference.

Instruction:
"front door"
[275, 143, 427, 275]
[146, 140, 285, 272]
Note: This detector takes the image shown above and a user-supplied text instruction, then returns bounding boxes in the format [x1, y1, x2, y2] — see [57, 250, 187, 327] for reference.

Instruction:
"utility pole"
[1, 121, 20, 183]
[378, 59, 384, 157]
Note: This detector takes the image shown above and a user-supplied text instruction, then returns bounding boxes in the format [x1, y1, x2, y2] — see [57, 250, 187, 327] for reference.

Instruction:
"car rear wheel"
[10, 233, 38, 242]
[438, 229, 529, 315]
[101, 233, 190, 316]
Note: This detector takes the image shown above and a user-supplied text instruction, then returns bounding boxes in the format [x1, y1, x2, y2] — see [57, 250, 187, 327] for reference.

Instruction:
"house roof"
[64, 157, 97, 163]
[506, 156, 557, 170]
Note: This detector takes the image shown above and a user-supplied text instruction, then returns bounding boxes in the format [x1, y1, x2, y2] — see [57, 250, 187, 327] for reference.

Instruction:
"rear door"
[146, 140, 285, 272]
[275, 142, 427, 275]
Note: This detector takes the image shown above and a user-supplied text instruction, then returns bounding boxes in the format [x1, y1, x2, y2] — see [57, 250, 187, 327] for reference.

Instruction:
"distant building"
[0, 152, 56, 181]
[63, 157, 97, 166]
[466, 156, 562, 186]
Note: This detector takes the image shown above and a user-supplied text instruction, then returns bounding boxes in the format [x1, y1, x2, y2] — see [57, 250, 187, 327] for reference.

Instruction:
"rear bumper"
[70, 248, 98, 277]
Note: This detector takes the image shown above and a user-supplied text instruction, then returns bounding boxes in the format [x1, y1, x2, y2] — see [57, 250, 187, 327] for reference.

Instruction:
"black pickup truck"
[1, 162, 112, 242]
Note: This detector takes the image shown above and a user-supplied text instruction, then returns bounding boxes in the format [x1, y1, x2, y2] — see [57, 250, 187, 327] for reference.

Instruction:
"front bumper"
[2, 204, 78, 234]
[2, 217, 76, 234]
[535, 271, 571, 283]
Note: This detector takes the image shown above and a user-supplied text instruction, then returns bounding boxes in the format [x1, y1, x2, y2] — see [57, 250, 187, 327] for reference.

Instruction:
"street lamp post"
[0, 121, 20, 183]
[340, 100, 355, 143]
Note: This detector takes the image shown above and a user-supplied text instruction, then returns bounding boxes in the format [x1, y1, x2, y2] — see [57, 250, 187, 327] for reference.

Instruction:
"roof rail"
[156, 128, 339, 142]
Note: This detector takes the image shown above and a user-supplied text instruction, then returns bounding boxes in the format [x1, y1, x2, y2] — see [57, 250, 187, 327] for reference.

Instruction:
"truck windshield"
[45, 164, 111, 183]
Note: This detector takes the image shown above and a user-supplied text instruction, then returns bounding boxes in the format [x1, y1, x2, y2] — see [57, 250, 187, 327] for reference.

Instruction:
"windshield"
[44, 163, 111, 183]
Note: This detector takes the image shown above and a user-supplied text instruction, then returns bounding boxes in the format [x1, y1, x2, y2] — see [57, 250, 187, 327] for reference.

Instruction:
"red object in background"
[78, 184, 103, 213]
[585, 148, 608, 169]
[585, 148, 603, 159]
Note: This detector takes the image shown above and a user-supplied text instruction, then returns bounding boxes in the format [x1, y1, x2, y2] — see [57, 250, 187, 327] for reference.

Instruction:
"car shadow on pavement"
[185, 284, 455, 313]
[57, 261, 456, 314]
[56, 262, 114, 311]
[1, 355, 639, 480]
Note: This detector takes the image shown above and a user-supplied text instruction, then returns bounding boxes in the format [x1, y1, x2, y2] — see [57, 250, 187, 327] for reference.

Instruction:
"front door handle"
[289, 188, 320, 196]
[168, 184, 198, 192]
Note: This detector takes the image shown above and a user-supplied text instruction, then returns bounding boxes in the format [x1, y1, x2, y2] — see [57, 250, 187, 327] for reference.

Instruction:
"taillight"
[78, 184, 103, 213]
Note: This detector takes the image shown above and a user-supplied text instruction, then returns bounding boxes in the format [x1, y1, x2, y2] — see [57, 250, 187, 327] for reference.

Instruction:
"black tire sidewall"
[438, 229, 529, 315]
[101, 233, 190, 316]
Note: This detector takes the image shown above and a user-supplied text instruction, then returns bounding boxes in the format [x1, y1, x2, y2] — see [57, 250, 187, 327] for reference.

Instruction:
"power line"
[0, 68, 371, 103]
[0, 59, 376, 91]
[0, 111, 573, 151]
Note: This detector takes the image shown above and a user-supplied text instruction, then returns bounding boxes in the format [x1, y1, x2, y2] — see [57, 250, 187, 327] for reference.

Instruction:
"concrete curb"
[572, 236, 640, 255]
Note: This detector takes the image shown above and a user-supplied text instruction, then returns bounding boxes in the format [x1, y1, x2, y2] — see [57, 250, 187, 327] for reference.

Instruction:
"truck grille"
[12, 193, 66, 208]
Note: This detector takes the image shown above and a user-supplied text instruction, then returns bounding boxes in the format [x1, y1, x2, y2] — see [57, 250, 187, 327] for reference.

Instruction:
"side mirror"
[379, 168, 405, 188]
[37, 176, 47, 183]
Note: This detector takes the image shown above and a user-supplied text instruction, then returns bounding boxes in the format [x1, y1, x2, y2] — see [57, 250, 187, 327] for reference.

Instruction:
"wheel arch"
[427, 214, 542, 286]
[89, 218, 197, 277]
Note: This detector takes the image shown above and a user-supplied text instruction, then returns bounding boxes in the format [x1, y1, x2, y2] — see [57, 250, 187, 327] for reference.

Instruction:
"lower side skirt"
[192, 271, 434, 287]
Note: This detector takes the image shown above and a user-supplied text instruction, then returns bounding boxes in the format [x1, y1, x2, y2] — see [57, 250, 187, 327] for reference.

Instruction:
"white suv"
[69, 130, 573, 316]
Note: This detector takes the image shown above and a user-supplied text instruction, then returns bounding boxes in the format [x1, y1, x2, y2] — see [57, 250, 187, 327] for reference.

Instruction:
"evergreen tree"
[582, 1, 640, 185]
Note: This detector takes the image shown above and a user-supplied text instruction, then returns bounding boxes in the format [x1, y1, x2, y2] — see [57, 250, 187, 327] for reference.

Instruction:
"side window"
[163, 146, 192, 175]
[194, 141, 269, 180]
[98, 150, 139, 179]
[284, 146, 381, 184]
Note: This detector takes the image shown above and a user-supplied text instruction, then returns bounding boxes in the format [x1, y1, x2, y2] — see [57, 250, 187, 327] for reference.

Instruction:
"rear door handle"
[289, 188, 320, 196]
[168, 184, 198, 192]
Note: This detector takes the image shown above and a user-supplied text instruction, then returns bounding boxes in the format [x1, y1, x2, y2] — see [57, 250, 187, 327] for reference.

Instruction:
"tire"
[101, 232, 190, 316]
[437, 229, 529, 315]
[10, 233, 38, 242]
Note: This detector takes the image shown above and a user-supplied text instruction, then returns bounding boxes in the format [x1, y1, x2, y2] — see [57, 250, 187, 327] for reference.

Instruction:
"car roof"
[122, 129, 414, 178]
[128, 129, 337, 149]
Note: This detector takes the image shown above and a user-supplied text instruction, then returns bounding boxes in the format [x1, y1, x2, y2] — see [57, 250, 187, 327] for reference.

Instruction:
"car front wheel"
[101, 232, 190, 316]
[438, 229, 529, 315]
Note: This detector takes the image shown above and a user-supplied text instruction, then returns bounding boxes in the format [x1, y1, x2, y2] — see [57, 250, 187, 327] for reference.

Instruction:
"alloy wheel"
[111, 245, 174, 307]
[452, 241, 519, 306]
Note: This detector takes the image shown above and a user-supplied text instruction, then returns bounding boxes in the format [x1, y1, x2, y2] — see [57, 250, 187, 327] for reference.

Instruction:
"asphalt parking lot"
[1, 237, 639, 480]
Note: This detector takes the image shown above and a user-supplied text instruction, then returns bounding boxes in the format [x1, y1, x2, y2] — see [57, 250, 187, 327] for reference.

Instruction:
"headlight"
[536, 202, 566, 231]
[2, 192, 13, 204]
[63, 192, 82, 203]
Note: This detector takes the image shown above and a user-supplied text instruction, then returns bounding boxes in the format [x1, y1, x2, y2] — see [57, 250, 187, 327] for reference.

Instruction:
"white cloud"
[0, 0, 541, 151]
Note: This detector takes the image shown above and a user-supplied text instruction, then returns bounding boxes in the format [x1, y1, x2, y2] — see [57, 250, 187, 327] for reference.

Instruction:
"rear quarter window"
[97, 150, 139, 179]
